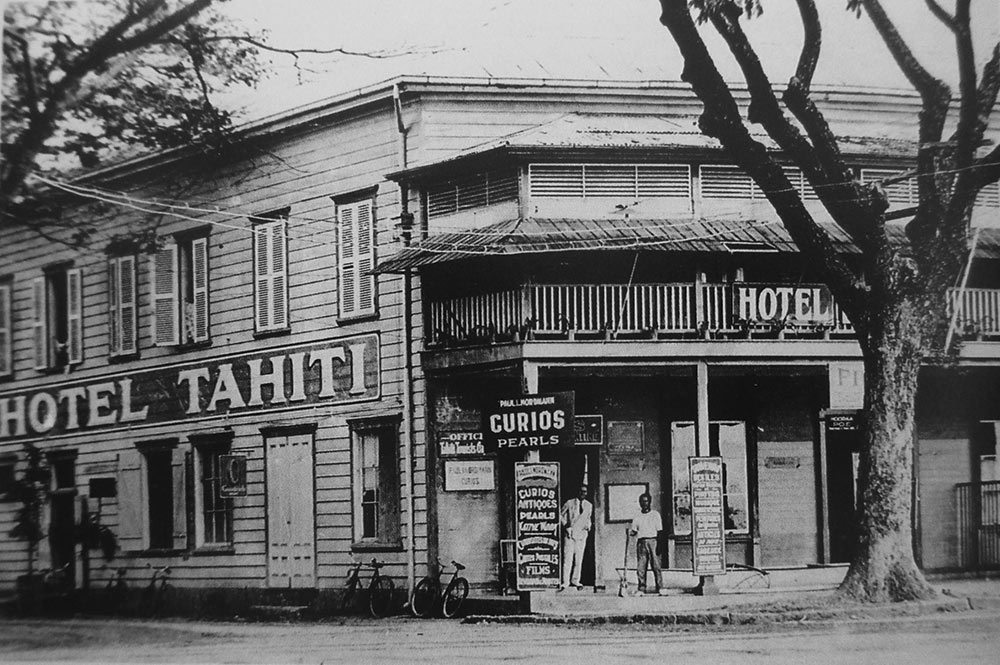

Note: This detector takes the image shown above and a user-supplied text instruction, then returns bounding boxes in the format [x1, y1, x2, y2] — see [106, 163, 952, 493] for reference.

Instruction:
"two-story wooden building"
[1, 77, 998, 612]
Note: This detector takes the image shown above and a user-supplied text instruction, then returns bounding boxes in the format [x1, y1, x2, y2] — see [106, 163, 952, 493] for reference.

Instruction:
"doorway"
[540, 447, 599, 586]
[266, 432, 316, 588]
[48, 453, 77, 588]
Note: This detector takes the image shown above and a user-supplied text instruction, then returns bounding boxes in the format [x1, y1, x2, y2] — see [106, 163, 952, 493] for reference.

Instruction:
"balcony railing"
[956, 481, 1000, 570]
[427, 283, 1000, 347]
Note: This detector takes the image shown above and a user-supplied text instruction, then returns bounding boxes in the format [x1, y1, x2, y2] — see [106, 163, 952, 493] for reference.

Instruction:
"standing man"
[629, 492, 665, 595]
[560, 484, 593, 590]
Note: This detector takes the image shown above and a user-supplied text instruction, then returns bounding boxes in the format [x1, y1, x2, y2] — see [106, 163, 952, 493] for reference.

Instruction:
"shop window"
[337, 198, 377, 320]
[152, 234, 210, 346]
[193, 439, 234, 547]
[108, 255, 138, 356]
[350, 418, 400, 545]
[31, 265, 83, 370]
[0, 279, 11, 378]
[252, 211, 289, 334]
[116, 442, 186, 552]
[670, 421, 749, 536]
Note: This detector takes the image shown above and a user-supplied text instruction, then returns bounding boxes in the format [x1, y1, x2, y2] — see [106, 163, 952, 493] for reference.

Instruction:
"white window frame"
[108, 255, 138, 356]
[31, 267, 83, 371]
[192, 440, 234, 548]
[337, 199, 377, 320]
[670, 421, 749, 537]
[0, 281, 11, 378]
[253, 218, 289, 333]
[350, 418, 400, 545]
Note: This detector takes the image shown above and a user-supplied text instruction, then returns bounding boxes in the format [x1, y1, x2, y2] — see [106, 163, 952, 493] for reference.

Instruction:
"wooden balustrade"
[427, 283, 1000, 347]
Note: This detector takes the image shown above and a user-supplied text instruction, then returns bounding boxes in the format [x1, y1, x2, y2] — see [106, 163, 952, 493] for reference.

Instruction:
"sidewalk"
[464, 573, 1000, 626]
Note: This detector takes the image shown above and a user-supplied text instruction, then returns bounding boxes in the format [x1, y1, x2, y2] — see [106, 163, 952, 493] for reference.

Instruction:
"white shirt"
[630, 509, 662, 539]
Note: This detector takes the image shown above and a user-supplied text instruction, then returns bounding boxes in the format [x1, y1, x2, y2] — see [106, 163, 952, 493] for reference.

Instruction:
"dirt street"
[1, 610, 999, 664]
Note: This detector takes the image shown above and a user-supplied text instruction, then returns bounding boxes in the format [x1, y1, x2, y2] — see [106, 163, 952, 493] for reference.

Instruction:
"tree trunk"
[838, 298, 937, 602]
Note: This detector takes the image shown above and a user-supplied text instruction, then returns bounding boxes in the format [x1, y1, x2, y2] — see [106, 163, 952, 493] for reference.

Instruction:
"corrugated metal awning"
[376, 217, 1000, 273]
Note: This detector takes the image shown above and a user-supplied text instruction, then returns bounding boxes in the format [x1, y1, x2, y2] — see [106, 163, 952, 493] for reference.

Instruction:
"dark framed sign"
[514, 461, 560, 591]
[605, 482, 648, 523]
[606, 420, 643, 455]
[483, 392, 574, 453]
[573, 415, 604, 446]
[219, 454, 248, 498]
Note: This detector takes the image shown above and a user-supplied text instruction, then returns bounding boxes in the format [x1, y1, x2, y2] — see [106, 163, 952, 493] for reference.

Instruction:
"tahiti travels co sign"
[0, 334, 380, 442]
[482, 392, 574, 453]
[514, 461, 561, 591]
[735, 283, 835, 327]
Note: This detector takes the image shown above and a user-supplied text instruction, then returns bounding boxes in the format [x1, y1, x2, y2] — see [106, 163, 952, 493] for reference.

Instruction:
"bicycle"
[409, 559, 469, 619]
[341, 558, 394, 618]
[140, 565, 171, 617]
[102, 566, 128, 614]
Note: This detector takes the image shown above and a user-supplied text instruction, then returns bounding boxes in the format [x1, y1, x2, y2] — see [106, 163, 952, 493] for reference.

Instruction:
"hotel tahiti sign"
[0, 334, 380, 442]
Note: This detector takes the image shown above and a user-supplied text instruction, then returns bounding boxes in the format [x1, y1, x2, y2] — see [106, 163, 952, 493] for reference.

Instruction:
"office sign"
[735, 283, 834, 326]
[219, 454, 248, 498]
[437, 431, 485, 457]
[689, 457, 726, 576]
[514, 462, 560, 590]
[482, 392, 574, 453]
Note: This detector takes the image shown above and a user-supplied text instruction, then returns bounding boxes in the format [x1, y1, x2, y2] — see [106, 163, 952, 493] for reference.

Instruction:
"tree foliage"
[8, 443, 51, 576]
[1, 0, 268, 230]
[658, 0, 1000, 601]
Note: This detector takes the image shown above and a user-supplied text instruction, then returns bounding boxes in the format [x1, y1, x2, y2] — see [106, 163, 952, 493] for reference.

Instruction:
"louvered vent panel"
[782, 166, 820, 200]
[976, 181, 1000, 208]
[585, 165, 637, 197]
[638, 165, 691, 198]
[530, 164, 585, 197]
[700, 165, 759, 199]
[427, 169, 518, 217]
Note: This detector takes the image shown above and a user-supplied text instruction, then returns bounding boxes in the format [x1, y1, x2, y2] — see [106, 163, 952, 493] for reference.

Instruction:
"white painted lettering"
[347, 342, 368, 395]
[27, 392, 57, 433]
[207, 363, 246, 411]
[87, 382, 118, 427]
[248, 355, 287, 407]
[287, 352, 307, 402]
[309, 348, 346, 398]
[738, 287, 756, 321]
[118, 378, 148, 422]
[0, 395, 27, 438]
[758, 289, 778, 320]
[176, 368, 210, 415]
[58, 386, 88, 430]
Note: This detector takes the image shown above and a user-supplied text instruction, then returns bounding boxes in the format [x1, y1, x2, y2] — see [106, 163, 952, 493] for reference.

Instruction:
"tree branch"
[658, 0, 867, 324]
[924, 0, 956, 31]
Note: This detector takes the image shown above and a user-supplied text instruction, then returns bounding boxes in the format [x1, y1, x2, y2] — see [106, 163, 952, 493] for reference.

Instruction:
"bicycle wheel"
[409, 577, 439, 618]
[441, 576, 469, 618]
[368, 575, 395, 618]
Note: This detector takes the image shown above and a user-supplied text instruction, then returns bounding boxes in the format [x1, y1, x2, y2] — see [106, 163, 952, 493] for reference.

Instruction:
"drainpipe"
[394, 82, 417, 595]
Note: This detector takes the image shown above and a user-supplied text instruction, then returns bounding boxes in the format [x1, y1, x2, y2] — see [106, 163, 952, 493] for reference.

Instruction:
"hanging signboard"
[437, 431, 485, 457]
[219, 454, 248, 498]
[689, 457, 726, 576]
[827, 410, 862, 432]
[514, 461, 560, 591]
[573, 415, 604, 446]
[482, 392, 574, 454]
[734, 283, 835, 327]
[829, 362, 865, 410]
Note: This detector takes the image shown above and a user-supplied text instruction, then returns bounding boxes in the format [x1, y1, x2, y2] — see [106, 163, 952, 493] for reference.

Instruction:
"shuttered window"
[529, 164, 691, 199]
[32, 268, 83, 370]
[117, 444, 187, 552]
[188, 237, 210, 343]
[151, 243, 180, 345]
[338, 200, 377, 320]
[254, 219, 288, 332]
[108, 255, 137, 356]
[0, 282, 11, 378]
[426, 168, 518, 218]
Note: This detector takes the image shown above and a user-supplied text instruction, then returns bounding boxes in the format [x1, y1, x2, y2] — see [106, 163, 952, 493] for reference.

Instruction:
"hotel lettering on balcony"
[1, 75, 999, 613]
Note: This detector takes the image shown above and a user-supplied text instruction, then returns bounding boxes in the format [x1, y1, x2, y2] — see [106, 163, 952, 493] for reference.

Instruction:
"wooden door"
[266, 433, 315, 588]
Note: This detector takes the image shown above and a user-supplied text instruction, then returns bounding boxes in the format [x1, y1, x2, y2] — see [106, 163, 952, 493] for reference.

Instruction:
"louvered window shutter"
[31, 277, 48, 370]
[255, 221, 287, 332]
[108, 260, 120, 355]
[339, 201, 376, 318]
[191, 237, 210, 342]
[116, 450, 147, 551]
[118, 256, 137, 354]
[172, 447, 188, 550]
[66, 268, 83, 365]
[0, 283, 11, 377]
[152, 243, 179, 345]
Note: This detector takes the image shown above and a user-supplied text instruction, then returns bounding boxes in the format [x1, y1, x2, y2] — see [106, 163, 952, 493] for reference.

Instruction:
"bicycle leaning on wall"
[409, 559, 469, 619]
[341, 558, 394, 618]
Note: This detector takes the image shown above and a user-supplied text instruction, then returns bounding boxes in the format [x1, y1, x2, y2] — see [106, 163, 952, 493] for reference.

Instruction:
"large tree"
[658, 0, 1000, 602]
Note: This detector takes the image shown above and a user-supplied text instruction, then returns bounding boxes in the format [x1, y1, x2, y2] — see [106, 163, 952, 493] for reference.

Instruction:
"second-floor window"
[0, 280, 11, 378]
[253, 216, 288, 333]
[31, 266, 82, 370]
[108, 255, 138, 356]
[337, 199, 376, 320]
[152, 235, 210, 346]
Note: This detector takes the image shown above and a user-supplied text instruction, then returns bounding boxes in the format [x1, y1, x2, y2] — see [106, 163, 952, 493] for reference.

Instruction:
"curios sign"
[482, 392, 575, 453]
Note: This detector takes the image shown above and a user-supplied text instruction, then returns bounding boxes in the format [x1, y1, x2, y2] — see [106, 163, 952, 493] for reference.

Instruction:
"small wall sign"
[573, 415, 603, 445]
[444, 460, 495, 491]
[437, 431, 485, 456]
[689, 456, 726, 576]
[219, 454, 248, 498]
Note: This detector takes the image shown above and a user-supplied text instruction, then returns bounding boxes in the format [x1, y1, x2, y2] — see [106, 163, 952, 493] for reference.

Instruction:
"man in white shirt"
[559, 484, 593, 590]
[629, 492, 664, 594]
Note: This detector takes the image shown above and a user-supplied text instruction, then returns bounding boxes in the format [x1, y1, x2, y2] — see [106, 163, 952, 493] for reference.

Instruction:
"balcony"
[426, 283, 1000, 349]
